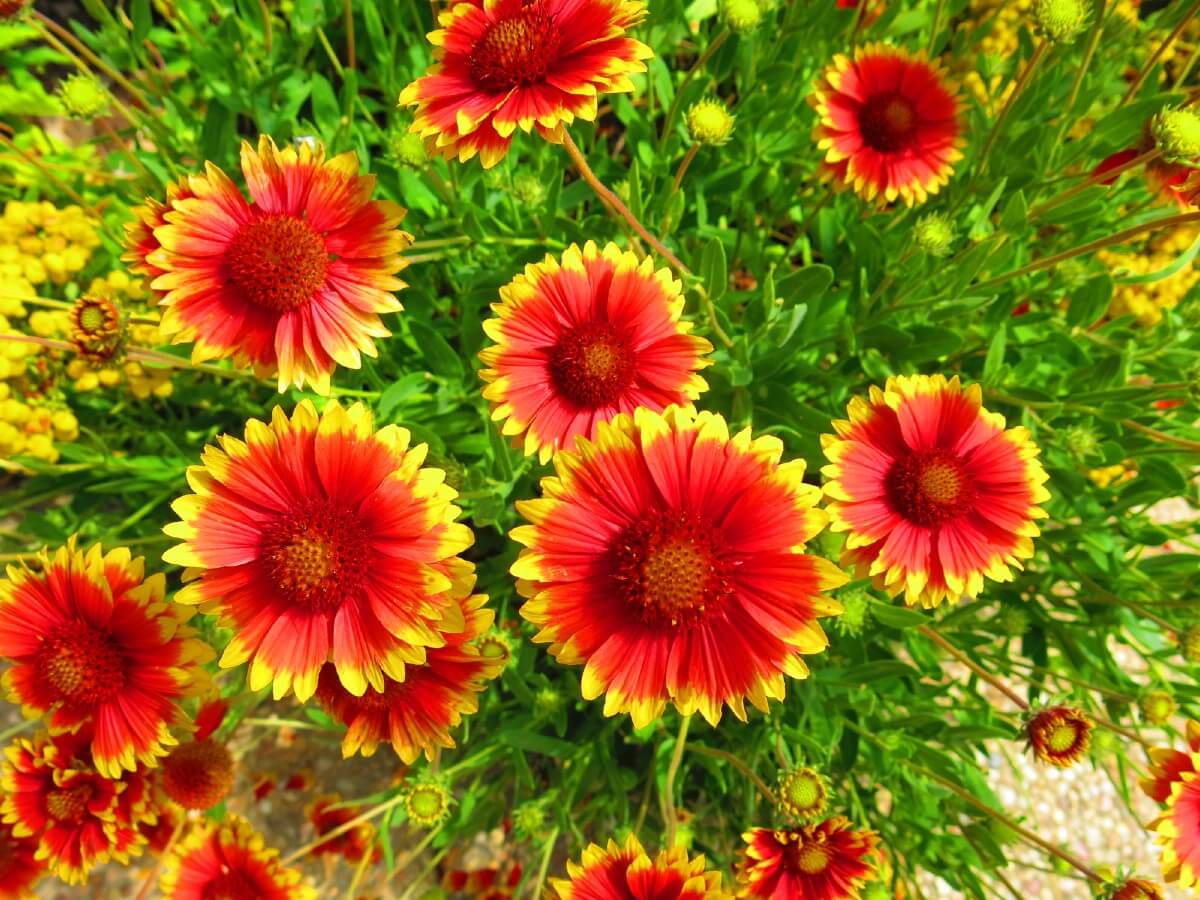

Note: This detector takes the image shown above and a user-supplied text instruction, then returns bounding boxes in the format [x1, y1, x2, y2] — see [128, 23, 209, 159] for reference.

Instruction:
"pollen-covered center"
[37, 621, 125, 705]
[469, 6, 562, 93]
[262, 502, 370, 612]
[227, 214, 329, 312]
[1046, 722, 1081, 753]
[783, 773, 823, 810]
[162, 740, 235, 811]
[790, 841, 832, 875]
[46, 783, 93, 825]
[611, 510, 731, 627]
[858, 93, 919, 153]
[548, 321, 636, 408]
[76, 300, 113, 334]
[202, 869, 264, 900]
[886, 449, 976, 527]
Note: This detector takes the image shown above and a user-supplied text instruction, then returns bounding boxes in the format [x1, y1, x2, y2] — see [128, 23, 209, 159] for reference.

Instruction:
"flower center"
[226, 214, 329, 312]
[792, 843, 832, 875]
[37, 622, 125, 705]
[201, 869, 263, 900]
[885, 450, 975, 527]
[858, 93, 919, 153]
[46, 783, 93, 825]
[1046, 722, 1080, 753]
[548, 321, 636, 409]
[785, 775, 822, 810]
[262, 502, 370, 612]
[78, 304, 107, 333]
[610, 511, 731, 627]
[469, 6, 562, 93]
[162, 740, 236, 810]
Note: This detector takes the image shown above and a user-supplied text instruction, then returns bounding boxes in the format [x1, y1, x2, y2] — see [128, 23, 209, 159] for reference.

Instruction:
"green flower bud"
[534, 686, 564, 718]
[404, 778, 453, 828]
[1182, 624, 1200, 664]
[1152, 107, 1200, 164]
[775, 767, 829, 821]
[994, 604, 1031, 637]
[685, 98, 735, 146]
[391, 130, 428, 168]
[511, 172, 548, 207]
[912, 213, 956, 257]
[720, 0, 762, 33]
[512, 801, 547, 840]
[1140, 690, 1176, 725]
[1089, 726, 1119, 758]
[835, 588, 871, 637]
[57, 73, 112, 121]
[1033, 0, 1090, 43]
[1062, 424, 1100, 461]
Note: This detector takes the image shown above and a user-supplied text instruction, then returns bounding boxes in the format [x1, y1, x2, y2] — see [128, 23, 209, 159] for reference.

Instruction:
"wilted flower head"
[1025, 705, 1093, 768]
[1141, 691, 1177, 726]
[405, 779, 453, 828]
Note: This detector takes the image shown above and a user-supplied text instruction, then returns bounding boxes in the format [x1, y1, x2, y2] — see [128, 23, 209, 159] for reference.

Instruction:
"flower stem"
[1122, 0, 1200, 105]
[661, 715, 691, 848]
[657, 29, 731, 152]
[0, 136, 90, 211]
[1029, 148, 1161, 220]
[561, 130, 690, 275]
[918, 625, 1030, 710]
[343, 0, 356, 71]
[133, 815, 187, 900]
[688, 744, 776, 804]
[1123, 417, 1200, 453]
[974, 41, 1050, 180]
[524, 826, 560, 900]
[671, 144, 700, 194]
[282, 792, 407, 865]
[976, 210, 1200, 290]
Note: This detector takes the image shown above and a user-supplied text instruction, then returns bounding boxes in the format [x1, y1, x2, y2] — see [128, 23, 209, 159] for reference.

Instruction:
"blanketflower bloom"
[480, 241, 712, 462]
[0, 540, 213, 778]
[399, 0, 652, 168]
[551, 833, 730, 899]
[513, 406, 846, 728]
[1093, 132, 1193, 209]
[1111, 878, 1165, 900]
[160, 816, 314, 899]
[1153, 774, 1200, 890]
[1141, 721, 1200, 803]
[736, 819, 879, 899]
[822, 375, 1050, 609]
[1025, 706, 1092, 768]
[314, 560, 503, 762]
[812, 44, 963, 206]
[123, 176, 197, 282]
[163, 400, 474, 702]
[1, 731, 154, 884]
[0, 819, 43, 898]
[136, 137, 411, 393]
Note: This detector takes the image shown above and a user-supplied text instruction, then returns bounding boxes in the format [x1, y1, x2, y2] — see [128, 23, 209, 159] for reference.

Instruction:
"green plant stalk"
[661, 715, 691, 848]
[1121, 0, 1200, 105]
[1051, 0, 1109, 156]
[919, 625, 1031, 710]
[1030, 148, 1160, 219]
[974, 41, 1050, 180]
[689, 744, 776, 804]
[282, 792, 408, 865]
[525, 826, 561, 900]
[657, 28, 731, 152]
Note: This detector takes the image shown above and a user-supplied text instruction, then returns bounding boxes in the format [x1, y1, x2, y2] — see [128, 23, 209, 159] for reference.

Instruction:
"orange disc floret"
[1, 730, 154, 884]
[821, 375, 1050, 609]
[0, 818, 44, 898]
[480, 241, 713, 463]
[551, 832, 730, 899]
[315, 560, 503, 762]
[811, 44, 964, 206]
[0, 538, 214, 778]
[160, 739, 235, 811]
[132, 137, 411, 393]
[399, 0, 652, 168]
[160, 815, 315, 899]
[163, 400, 477, 703]
[736, 818, 879, 899]
[306, 794, 379, 864]
[1111, 878, 1165, 900]
[513, 405, 847, 728]
[1025, 706, 1093, 768]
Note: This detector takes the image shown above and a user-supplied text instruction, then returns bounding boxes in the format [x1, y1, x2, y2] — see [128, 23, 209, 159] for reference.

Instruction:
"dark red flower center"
[469, 5, 562, 93]
[262, 502, 370, 612]
[857, 93, 919, 154]
[46, 783, 94, 825]
[37, 621, 125, 704]
[885, 449, 975, 526]
[610, 510, 731, 627]
[548, 321, 636, 409]
[227, 214, 329, 312]
[162, 740, 236, 811]
[201, 868, 264, 900]
[781, 833, 833, 875]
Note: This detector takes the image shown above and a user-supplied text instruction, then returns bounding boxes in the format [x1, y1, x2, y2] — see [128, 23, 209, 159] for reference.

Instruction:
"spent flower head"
[1140, 691, 1176, 726]
[404, 778, 453, 829]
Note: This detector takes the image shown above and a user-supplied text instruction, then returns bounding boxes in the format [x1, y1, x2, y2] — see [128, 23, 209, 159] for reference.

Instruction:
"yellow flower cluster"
[0, 309, 76, 464]
[1086, 460, 1138, 488]
[1101, 225, 1200, 326]
[0, 200, 100, 288]
[65, 271, 173, 400]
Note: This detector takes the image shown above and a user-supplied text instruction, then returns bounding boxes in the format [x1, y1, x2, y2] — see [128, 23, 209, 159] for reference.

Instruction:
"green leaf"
[408, 321, 465, 379]
[1066, 274, 1114, 328]
[870, 602, 928, 628]
[982, 323, 1007, 386]
[700, 237, 727, 303]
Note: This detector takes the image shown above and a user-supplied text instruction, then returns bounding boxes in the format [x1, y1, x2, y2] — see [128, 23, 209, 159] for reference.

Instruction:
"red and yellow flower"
[513, 405, 846, 728]
[551, 833, 730, 899]
[0, 819, 43, 899]
[163, 400, 475, 703]
[123, 175, 197, 282]
[736, 818, 880, 899]
[822, 375, 1050, 609]
[1111, 878, 1165, 900]
[1, 730, 154, 884]
[480, 241, 712, 463]
[1025, 706, 1092, 768]
[0, 540, 213, 777]
[160, 815, 314, 899]
[315, 559, 503, 762]
[399, 0, 652, 167]
[1141, 721, 1200, 803]
[136, 137, 411, 393]
[812, 44, 963, 206]
[305, 794, 379, 864]
[1153, 774, 1200, 890]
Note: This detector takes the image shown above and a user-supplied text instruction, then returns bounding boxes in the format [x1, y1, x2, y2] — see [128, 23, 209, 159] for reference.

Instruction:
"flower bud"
[686, 98, 735, 146]
[912, 213, 956, 257]
[720, 0, 762, 33]
[57, 73, 112, 121]
[1033, 0, 1090, 43]
[1151, 107, 1200, 164]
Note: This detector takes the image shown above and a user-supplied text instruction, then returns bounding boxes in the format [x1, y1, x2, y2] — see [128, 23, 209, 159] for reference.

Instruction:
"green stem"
[661, 716, 691, 848]
[1051, 0, 1109, 157]
[657, 29, 731, 152]
[525, 827, 560, 900]
[974, 41, 1050, 180]
[1122, 0, 1200, 105]
[688, 744, 776, 804]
